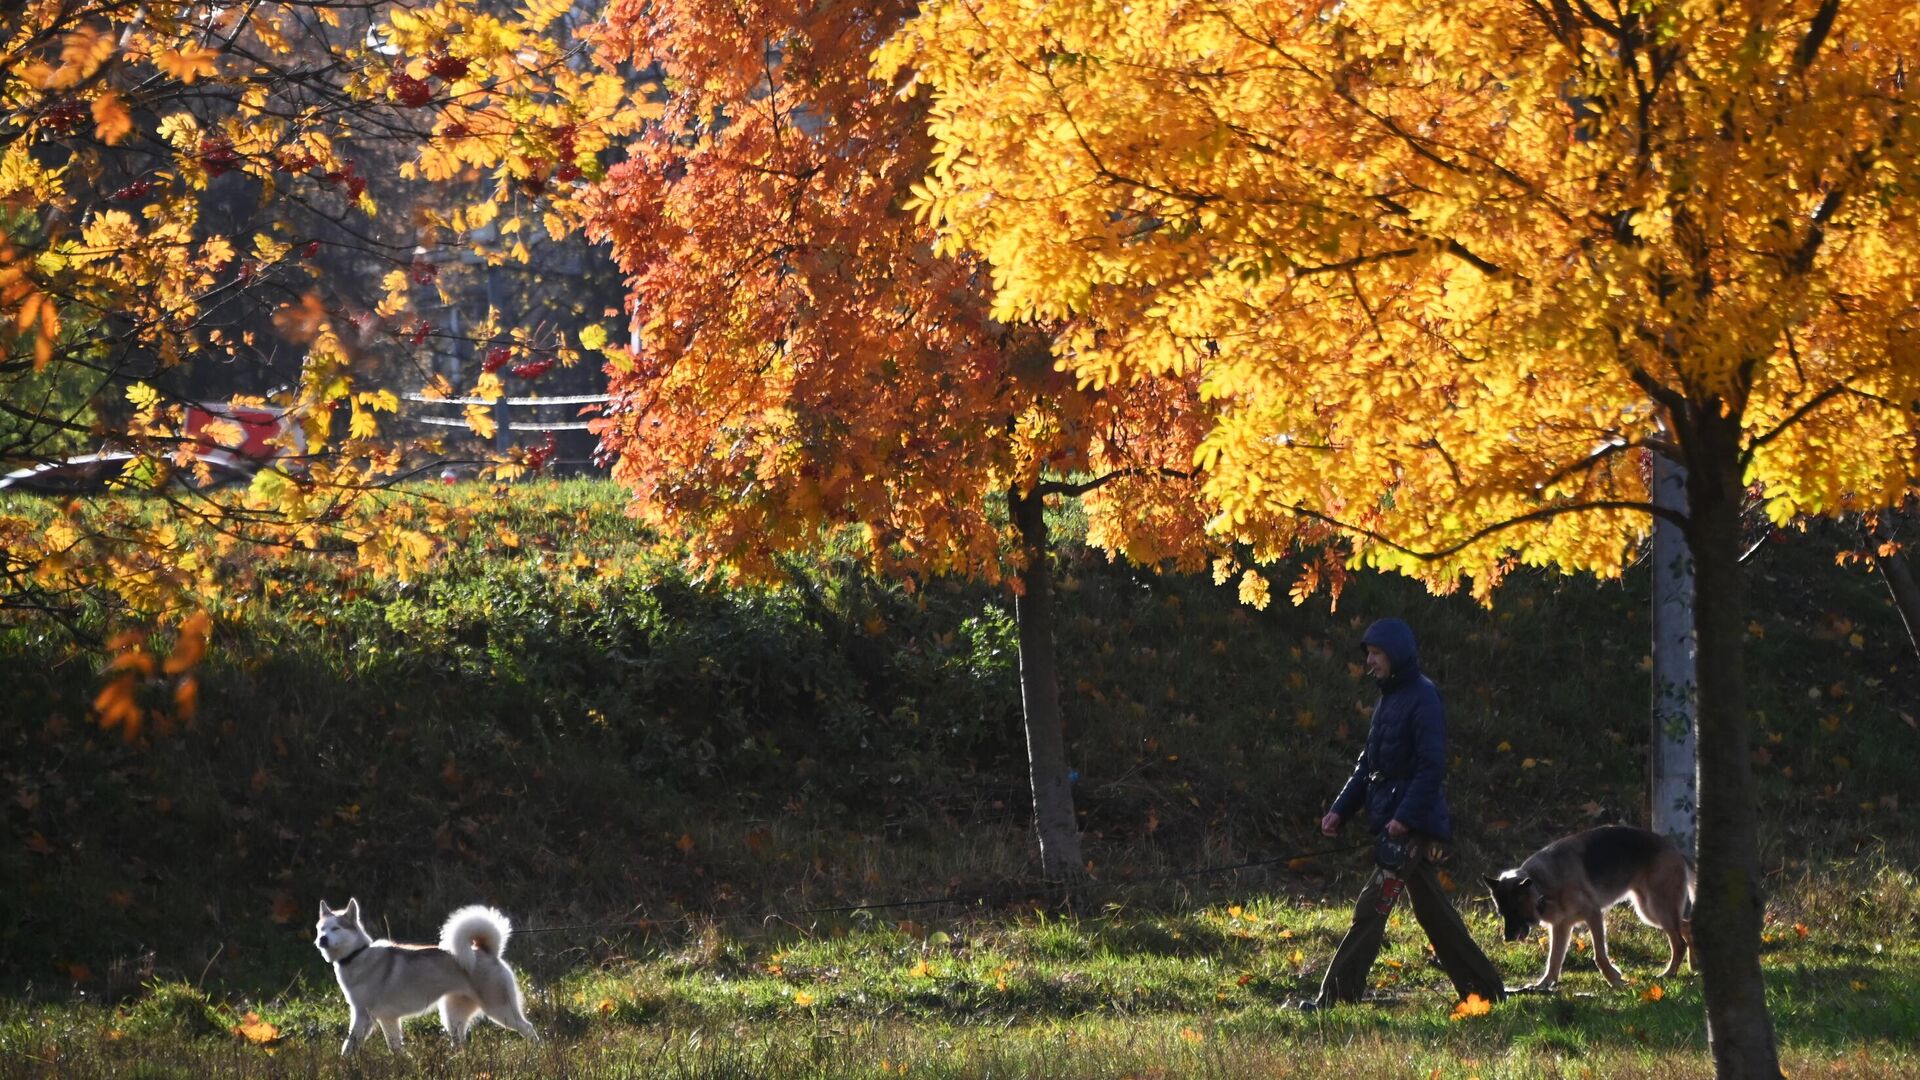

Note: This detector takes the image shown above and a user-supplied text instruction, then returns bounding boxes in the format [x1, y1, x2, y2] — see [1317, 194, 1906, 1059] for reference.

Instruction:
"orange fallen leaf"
[1642, 984, 1665, 1002]
[233, 1011, 281, 1045]
[1450, 993, 1493, 1021]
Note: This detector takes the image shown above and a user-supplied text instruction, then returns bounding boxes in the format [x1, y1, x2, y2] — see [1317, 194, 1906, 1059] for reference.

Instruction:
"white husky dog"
[313, 898, 536, 1054]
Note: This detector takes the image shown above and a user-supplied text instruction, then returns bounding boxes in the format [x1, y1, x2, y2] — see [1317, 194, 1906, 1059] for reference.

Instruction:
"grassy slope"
[1, 478, 1916, 1076]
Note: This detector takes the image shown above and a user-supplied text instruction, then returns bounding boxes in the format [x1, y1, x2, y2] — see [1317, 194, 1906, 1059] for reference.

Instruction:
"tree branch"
[1281, 495, 1686, 565]
[1793, 0, 1842, 71]
[1036, 466, 1192, 499]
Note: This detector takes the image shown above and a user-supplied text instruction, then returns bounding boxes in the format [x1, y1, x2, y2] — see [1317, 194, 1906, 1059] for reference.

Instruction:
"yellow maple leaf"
[156, 48, 222, 85]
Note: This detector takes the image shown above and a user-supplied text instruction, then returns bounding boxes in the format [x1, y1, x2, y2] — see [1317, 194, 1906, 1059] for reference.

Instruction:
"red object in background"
[426, 54, 470, 81]
[184, 405, 291, 460]
[526, 432, 558, 473]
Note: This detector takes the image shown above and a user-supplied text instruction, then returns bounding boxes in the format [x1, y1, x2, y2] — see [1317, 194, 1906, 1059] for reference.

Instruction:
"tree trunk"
[1650, 452, 1698, 850]
[1865, 513, 1920, 664]
[1010, 486, 1084, 881]
[1683, 419, 1783, 1080]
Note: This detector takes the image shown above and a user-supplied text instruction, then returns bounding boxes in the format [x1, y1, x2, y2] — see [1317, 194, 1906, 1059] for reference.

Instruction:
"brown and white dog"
[1483, 825, 1694, 990]
[314, 899, 536, 1054]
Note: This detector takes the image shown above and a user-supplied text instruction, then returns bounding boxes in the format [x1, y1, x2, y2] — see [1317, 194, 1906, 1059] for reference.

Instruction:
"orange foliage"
[584, 0, 1254, 586]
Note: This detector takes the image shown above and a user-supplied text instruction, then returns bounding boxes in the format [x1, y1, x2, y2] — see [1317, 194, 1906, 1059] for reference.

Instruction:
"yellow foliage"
[888, 0, 1920, 593]
[155, 48, 220, 84]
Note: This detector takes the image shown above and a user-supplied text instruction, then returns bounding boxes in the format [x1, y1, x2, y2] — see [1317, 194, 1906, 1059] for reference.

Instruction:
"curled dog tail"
[440, 905, 513, 971]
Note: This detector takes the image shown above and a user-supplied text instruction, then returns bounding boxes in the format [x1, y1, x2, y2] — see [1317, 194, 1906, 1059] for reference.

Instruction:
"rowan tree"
[882, 0, 1919, 1072]
[1, 0, 645, 687]
[582, 0, 1315, 879]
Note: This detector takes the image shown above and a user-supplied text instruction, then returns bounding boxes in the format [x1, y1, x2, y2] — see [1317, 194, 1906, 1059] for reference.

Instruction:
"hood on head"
[1361, 618, 1420, 679]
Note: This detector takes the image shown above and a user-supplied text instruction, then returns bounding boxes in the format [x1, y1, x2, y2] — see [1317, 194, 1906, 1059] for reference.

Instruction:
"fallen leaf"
[1450, 993, 1492, 1020]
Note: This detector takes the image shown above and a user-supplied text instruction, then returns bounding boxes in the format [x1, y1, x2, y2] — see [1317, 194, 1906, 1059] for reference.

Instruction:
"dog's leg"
[342, 1006, 373, 1056]
[1633, 879, 1691, 978]
[476, 964, 538, 1042]
[378, 1015, 405, 1052]
[490, 1006, 537, 1042]
[481, 989, 537, 1042]
[1587, 912, 1626, 987]
[442, 995, 481, 1048]
[1532, 922, 1572, 990]
[1658, 923, 1687, 977]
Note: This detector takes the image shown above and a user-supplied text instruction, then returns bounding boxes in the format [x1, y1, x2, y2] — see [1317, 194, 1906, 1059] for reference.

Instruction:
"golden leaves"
[231, 1012, 282, 1046]
[1449, 993, 1493, 1021]
[272, 294, 329, 343]
[91, 91, 133, 145]
[156, 48, 221, 84]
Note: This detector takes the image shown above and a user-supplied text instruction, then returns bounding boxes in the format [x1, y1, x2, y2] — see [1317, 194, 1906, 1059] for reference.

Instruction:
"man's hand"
[1320, 811, 1343, 837]
[1385, 819, 1410, 839]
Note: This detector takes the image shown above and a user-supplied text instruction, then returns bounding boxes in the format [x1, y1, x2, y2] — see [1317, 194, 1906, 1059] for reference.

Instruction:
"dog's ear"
[345, 898, 362, 925]
[1513, 876, 1531, 890]
[1481, 874, 1500, 889]
[318, 900, 332, 919]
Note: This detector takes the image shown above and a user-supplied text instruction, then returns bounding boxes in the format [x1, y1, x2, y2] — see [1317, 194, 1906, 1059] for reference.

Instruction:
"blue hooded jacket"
[1329, 618, 1452, 840]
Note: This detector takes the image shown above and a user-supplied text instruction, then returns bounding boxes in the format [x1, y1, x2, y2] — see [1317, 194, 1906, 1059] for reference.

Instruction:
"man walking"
[1300, 617, 1506, 1009]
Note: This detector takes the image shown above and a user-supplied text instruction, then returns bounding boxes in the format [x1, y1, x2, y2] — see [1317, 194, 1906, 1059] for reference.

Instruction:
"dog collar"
[336, 943, 370, 967]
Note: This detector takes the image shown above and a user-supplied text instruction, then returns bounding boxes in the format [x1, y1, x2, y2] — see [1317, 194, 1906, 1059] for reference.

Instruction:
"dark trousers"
[1316, 839, 1506, 1003]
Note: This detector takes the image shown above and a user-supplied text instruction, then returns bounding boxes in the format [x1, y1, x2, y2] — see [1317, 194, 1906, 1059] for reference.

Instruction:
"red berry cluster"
[110, 180, 156, 202]
[426, 53, 470, 81]
[40, 99, 90, 135]
[200, 135, 242, 177]
[526, 432, 558, 472]
[408, 320, 431, 346]
[324, 161, 367, 199]
[391, 72, 433, 109]
[301, 240, 322, 259]
[509, 357, 555, 380]
[410, 258, 437, 285]
[441, 122, 471, 141]
[483, 346, 513, 373]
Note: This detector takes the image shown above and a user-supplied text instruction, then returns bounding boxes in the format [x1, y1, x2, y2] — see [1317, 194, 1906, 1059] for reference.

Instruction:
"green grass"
[3, 477, 1918, 1076]
[2, 896, 1916, 1078]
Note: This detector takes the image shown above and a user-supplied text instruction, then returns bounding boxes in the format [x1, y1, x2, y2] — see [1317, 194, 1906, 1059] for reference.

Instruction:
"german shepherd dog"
[314, 899, 536, 1054]
[1483, 825, 1694, 990]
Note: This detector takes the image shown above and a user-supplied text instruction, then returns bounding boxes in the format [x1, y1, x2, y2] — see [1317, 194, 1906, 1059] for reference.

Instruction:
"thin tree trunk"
[1650, 452, 1698, 850]
[1684, 419, 1783, 1080]
[1865, 514, 1920, 664]
[1009, 486, 1084, 881]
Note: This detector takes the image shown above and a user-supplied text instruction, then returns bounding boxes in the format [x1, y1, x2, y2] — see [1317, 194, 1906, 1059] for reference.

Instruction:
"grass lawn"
[5, 884, 1915, 1079]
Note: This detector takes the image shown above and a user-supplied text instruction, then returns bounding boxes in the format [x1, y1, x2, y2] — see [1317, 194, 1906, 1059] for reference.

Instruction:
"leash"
[511, 838, 1375, 937]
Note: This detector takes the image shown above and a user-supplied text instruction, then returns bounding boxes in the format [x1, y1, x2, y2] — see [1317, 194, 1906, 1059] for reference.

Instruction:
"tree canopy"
[880, 0, 1919, 589]
[879, 0, 1919, 1073]
[2, 0, 647, 634]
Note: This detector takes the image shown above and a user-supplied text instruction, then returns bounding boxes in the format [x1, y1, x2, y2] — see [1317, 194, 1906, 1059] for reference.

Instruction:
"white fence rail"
[402, 392, 610, 441]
